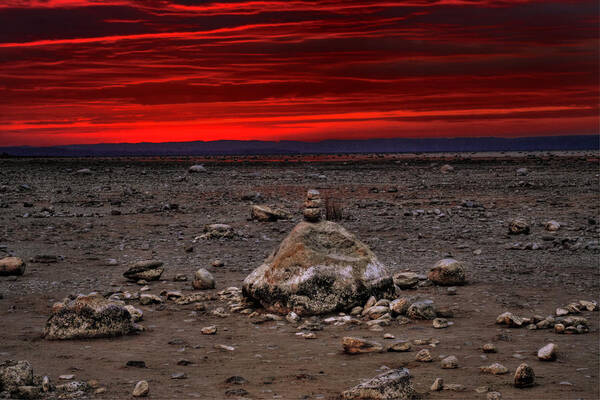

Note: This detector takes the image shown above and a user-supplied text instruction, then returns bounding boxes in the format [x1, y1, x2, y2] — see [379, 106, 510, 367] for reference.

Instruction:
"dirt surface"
[1, 152, 599, 400]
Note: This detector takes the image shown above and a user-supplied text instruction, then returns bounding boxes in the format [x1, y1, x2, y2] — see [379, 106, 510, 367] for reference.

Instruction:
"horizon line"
[2, 133, 599, 150]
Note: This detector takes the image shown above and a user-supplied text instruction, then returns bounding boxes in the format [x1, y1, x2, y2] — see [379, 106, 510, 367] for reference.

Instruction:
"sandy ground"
[0, 152, 599, 400]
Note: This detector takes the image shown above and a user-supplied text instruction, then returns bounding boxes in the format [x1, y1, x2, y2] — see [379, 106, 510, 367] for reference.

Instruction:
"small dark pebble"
[225, 376, 248, 385]
[225, 388, 249, 397]
[126, 361, 146, 368]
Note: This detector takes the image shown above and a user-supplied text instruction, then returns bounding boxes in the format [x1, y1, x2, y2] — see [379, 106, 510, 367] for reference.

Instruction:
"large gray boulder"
[341, 368, 418, 400]
[43, 294, 135, 339]
[242, 220, 394, 315]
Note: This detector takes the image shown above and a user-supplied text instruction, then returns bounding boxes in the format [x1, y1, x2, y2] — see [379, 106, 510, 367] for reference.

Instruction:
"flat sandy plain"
[1, 151, 599, 399]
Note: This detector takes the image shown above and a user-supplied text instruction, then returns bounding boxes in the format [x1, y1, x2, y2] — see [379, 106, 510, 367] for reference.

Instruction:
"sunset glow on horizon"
[0, 0, 598, 146]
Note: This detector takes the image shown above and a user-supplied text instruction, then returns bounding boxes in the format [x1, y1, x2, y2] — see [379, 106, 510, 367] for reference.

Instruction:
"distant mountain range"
[1, 135, 598, 157]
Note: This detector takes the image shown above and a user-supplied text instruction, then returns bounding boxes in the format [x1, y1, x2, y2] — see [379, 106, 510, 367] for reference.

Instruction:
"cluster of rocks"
[496, 300, 596, 333]
[302, 189, 322, 222]
[243, 190, 395, 315]
[508, 217, 562, 236]
[0, 360, 101, 399]
[341, 336, 439, 356]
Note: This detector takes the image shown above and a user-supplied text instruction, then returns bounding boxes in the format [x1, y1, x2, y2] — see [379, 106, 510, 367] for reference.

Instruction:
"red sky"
[0, 0, 598, 146]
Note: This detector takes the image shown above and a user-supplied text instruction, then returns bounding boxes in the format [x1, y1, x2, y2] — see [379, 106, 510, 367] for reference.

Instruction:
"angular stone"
[579, 300, 598, 311]
[0, 257, 26, 276]
[406, 301, 436, 320]
[440, 355, 458, 369]
[132, 380, 149, 397]
[514, 363, 535, 388]
[123, 260, 164, 281]
[537, 343, 557, 361]
[556, 307, 569, 316]
[393, 272, 419, 289]
[342, 337, 383, 354]
[242, 220, 394, 315]
[443, 383, 466, 391]
[43, 294, 134, 339]
[432, 318, 449, 329]
[431, 378, 443, 391]
[0, 360, 33, 390]
[545, 220, 560, 231]
[303, 207, 321, 222]
[480, 363, 509, 375]
[199, 224, 237, 240]
[387, 340, 411, 352]
[415, 349, 433, 362]
[428, 259, 466, 286]
[482, 343, 497, 353]
[14, 385, 41, 399]
[341, 368, 417, 400]
[536, 317, 555, 329]
[389, 297, 413, 316]
[124, 305, 143, 322]
[367, 306, 390, 320]
[139, 294, 163, 305]
[251, 205, 290, 222]
[508, 218, 530, 235]
[201, 325, 217, 335]
[496, 312, 524, 327]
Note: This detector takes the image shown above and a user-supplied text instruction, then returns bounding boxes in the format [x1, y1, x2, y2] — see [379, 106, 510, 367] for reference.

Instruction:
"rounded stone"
[132, 380, 149, 397]
[440, 355, 459, 369]
[415, 349, 433, 362]
[428, 258, 466, 286]
[537, 343, 557, 361]
[193, 268, 215, 290]
[509, 218, 530, 235]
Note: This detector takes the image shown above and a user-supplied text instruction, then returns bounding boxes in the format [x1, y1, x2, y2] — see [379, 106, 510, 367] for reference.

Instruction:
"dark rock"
[126, 361, 146, 368]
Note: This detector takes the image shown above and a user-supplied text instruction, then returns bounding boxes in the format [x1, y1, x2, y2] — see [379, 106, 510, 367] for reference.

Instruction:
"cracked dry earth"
[0, 152, 599, 400]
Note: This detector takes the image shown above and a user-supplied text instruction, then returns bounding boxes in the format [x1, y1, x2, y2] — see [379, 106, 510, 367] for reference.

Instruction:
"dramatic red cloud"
[0, 0, 598, 146]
